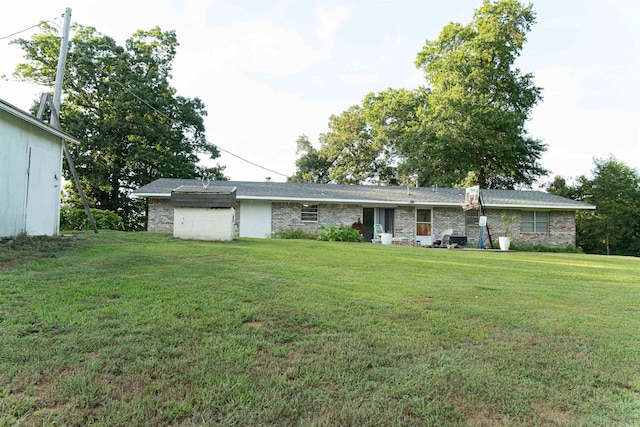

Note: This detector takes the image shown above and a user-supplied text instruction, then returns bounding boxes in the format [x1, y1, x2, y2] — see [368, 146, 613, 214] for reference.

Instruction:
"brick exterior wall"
[394, 206, 416, 243]
[464, 209, 576, 247]
[271, 202, 362, 234]
[433, 207, 466, 239]
[146, 198, 577, 248]
[148, 198, 174, 232]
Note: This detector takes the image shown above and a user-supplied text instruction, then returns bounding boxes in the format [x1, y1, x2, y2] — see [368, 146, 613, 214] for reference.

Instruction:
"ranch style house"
[133, 178, 595, 248]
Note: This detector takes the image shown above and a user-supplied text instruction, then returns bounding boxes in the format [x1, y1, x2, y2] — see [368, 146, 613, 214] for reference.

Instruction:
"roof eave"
[133, 192, 594, 210]
[0, 98, 81, 145]
[132, 192, 172, 198]
[483, 203, 596, 210]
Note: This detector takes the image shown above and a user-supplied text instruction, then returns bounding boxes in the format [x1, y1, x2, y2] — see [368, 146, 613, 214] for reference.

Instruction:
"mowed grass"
[1, 232, 639, 426]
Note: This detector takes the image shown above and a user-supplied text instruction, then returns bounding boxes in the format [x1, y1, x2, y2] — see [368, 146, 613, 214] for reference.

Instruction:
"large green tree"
[547, 157, 640, 256]
[414, 0, 546, 188]
[292, 0, 546, 189]
[12, 23, 225, 229]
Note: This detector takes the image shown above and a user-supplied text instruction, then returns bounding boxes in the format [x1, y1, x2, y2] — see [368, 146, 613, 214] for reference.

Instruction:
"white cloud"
[177, 4, 351, 81]
[197, 72, 339, 181]
[529, 64, 640, 177]
[184, 0, 215, 25]
[315, 5, 350, 50]
[181, 21, 328, 78]
[338, 72, 379, 86]
[395, 29, 407, 47]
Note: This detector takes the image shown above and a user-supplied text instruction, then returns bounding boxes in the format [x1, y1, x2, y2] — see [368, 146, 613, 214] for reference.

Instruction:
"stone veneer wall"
[545, 211, 576, 247]
[272, 203, 420, 244]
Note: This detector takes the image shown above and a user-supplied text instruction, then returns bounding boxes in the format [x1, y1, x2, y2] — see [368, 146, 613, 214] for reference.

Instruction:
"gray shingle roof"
[133, 178, 595, 210]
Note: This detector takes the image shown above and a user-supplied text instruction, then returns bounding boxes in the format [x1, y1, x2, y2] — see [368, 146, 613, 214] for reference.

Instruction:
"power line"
[0, 18, 59, 40]
[105, 73, 289, 178]
[213, 145, 289, 178]
[8, 21, 291, 179]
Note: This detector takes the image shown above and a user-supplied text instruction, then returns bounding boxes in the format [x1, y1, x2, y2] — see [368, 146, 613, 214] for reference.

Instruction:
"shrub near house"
[318, 224, 363, 242]
[60, 207, 125, 231]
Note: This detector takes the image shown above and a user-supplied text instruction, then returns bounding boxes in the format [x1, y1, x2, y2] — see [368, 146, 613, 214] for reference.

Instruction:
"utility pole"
[50, 7, 98, 233]
[52, 7, 72, 114]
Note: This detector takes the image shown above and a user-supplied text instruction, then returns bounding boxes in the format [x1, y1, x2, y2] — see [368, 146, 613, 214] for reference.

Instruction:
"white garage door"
[239, 201, 272, 238]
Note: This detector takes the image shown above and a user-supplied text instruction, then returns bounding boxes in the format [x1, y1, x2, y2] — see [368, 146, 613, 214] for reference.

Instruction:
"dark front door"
[362, 208, 374, 242]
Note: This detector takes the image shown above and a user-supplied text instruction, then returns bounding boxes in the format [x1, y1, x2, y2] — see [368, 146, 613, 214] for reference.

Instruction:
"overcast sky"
[1, 0, 638, 185]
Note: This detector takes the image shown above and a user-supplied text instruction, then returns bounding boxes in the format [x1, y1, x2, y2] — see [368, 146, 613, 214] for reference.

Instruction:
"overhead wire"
[104, 74, 289, 178]
[3, 16, 290, 179]
[0, 17, 60, 40]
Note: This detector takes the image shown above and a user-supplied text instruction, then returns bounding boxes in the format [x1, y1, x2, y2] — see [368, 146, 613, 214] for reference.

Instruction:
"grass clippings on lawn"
[1, 231, 639, 426]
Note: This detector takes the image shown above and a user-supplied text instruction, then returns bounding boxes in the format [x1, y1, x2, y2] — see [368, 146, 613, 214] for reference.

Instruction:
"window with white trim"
[301, 204, 318, 222]
[416, 209, 431, 235]
[521, 211, 549, 233]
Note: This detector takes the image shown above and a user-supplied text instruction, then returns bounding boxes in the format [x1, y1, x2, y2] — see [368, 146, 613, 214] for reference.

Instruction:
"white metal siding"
[173, 207, 236, 241]
[239, 200, 271, 238]
[1, 111, 63, 237]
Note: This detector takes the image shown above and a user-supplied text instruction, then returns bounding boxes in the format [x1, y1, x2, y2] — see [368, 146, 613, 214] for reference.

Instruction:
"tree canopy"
[12, 23, 225, 229]
[547, 157, 640, 256]
[289, 135, 332, 184]
[290, 88, 427, 186]
[319, 105, 398, 185]
[414, 0, 546, 188]
[292, 0, 546, 189]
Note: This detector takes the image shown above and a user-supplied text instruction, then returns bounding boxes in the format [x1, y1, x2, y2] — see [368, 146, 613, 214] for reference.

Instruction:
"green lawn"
[1, 231, 639, 426]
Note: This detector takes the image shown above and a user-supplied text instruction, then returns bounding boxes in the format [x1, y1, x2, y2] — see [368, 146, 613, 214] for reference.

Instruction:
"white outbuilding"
[171, 185, 237, 241]
[0, 98, 81, 238]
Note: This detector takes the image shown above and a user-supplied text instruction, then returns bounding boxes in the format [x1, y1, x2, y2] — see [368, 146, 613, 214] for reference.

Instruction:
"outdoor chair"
[372, 223, 384, 243]
[433, 228, 454, 247]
